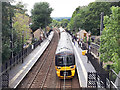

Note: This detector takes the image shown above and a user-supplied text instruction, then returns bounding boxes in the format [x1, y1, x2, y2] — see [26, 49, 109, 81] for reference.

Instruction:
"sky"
[13, 0, 95, 17]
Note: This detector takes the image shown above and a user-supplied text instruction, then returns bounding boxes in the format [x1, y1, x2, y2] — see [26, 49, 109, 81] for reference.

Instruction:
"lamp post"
[29, 23, 34, 43]
[78, 28, 81, 46]
[45, 9, 48, 38]
[100, 12, 104, 36]
[9, 2, 13, 59]
[22, 31, 24, 63]
[87, 31, 91, 63]
[100, 12, 104, 67]
[88, 31, 91, 53]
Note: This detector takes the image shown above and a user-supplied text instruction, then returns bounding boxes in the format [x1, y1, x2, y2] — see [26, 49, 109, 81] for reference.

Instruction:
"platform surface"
[68, 34, 96, 87]
[9, 32, 54, 88]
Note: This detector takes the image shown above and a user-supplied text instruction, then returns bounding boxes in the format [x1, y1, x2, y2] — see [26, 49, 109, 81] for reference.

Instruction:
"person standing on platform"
[77, 38, 79, 47]
[72, 37, 75, 45]
[87, 43, 91, 63]
[81, 41, 82, 48]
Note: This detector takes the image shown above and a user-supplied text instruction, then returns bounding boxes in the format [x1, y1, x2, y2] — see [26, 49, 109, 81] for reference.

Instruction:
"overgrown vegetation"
[2, 1, 53, 63]
[68, 1, 120, 35]
[100, 6, 120, 73]
[2, 2, 31, 63]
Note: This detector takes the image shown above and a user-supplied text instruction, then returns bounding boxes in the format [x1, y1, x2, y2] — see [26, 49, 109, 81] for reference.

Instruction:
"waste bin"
[82, 50, 87, 55]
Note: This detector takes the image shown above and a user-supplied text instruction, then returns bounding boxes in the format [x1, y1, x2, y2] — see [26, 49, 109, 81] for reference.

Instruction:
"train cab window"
[66, 56, 73, 65]
[57, 57, 63, 65]
[55, 54, 75, 66]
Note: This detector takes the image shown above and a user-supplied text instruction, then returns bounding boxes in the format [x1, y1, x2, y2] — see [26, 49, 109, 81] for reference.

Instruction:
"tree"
[69, 2, 112, 35]
[13, 13, 31, 51]
[50, 20, 59, 27]
[2, 2, 14, 63]
[30, 2, 53, 32]
[2, 2, 30, 63]
[100, 6, 120, 73]
[61, 19, 69, 28]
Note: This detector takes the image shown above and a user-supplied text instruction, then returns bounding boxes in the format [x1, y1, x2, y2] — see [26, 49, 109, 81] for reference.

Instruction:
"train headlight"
[57, 67, 61, 69]
[70, 65, 74, 68]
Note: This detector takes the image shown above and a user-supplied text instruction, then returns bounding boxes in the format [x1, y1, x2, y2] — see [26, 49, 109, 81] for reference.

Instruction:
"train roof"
[59, 27, 65, 33]
[56, 28, 73, 54]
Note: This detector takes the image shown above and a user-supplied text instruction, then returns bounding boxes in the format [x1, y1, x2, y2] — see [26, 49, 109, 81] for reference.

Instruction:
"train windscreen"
[66, 55, 73, 65]
[57, 56, 64, 65]
[56, 55, 75, 66]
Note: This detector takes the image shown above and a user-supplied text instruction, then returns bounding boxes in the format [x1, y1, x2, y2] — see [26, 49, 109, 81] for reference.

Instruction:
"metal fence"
[82, 42, 99, 57]
[1, 40, 42, 73]
[87, 70, 120, 90]
[108, 69, 120, 90]
[0, 40, 42, 88]
[1, 72, 9, 88]
[87, 72, 108, 88]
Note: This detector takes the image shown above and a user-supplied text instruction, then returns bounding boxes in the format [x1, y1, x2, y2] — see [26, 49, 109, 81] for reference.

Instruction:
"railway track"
[17, 29, 80, 89]
[58, 72, 80, 89]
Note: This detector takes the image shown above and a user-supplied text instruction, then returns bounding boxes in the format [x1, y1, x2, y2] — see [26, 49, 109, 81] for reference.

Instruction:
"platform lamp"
[88, 31, 91, 53]
[100, 12, 104, 67]
[9, 2, 13, 59]
[22, 30, 24, 63]
[79, 28, 81, 44]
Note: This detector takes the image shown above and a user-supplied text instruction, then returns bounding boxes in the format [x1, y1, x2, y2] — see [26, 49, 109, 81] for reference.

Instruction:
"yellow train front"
[55, 52, 76, 79]
[55, 27, 76, 79]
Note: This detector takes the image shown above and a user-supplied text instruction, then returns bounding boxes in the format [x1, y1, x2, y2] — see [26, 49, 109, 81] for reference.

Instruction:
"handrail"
[109, 69, 120, 90]
[111, 81, 118, 89]
[111, 69, 120, 79]
[1, 40, 42, 73]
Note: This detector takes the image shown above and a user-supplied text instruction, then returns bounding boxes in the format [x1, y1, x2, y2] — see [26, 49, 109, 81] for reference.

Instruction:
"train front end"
[55, 52, 76, 79]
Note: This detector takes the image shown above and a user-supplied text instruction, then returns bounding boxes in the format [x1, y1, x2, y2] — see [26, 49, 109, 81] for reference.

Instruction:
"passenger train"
[55, 27, 76, 79]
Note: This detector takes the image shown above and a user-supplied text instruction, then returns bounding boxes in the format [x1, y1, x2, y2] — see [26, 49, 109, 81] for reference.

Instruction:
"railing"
[90, 43, 99, 57]
[0, 40, 42, 88]
[84, 42, 120, 89]
[87, 72, 108, 88]
[1, 40, 42, 74]
[0, 31, 52, 88]
[82, 42, 99, 57]
[108, 69, 120, 90]
[87, 70, 120, 90]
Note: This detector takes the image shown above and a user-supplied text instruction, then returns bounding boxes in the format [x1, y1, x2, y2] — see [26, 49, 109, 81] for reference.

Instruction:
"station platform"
[8, 31, 54, 88]
[69, 36, 96, 87]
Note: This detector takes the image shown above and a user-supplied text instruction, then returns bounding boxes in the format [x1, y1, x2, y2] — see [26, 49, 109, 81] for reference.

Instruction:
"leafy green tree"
[69, 2, 113, 35]
[30, 2, 53, 32]
[15, 2, 27, 14]
[2, 2, 14, 63]
[50, 20, 59, 27]
[87, 2, 111, 35]
[13, 13, 31, 51]
[68, 6, 89, 33]
[100, 6, 120, 73]
[61, 19, 69, 28]
[2, 2, 30, 63]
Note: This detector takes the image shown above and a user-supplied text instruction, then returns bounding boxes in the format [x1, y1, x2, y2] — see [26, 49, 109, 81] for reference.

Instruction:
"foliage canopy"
[100, 6, 120, 73]
[30, 2, 53, 32]
[68, 2, 120, 35]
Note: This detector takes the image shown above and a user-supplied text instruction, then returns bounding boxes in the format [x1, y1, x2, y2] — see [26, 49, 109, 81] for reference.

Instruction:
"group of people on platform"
[72, 34, 91, 63]
[72, 35, 83, 48]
